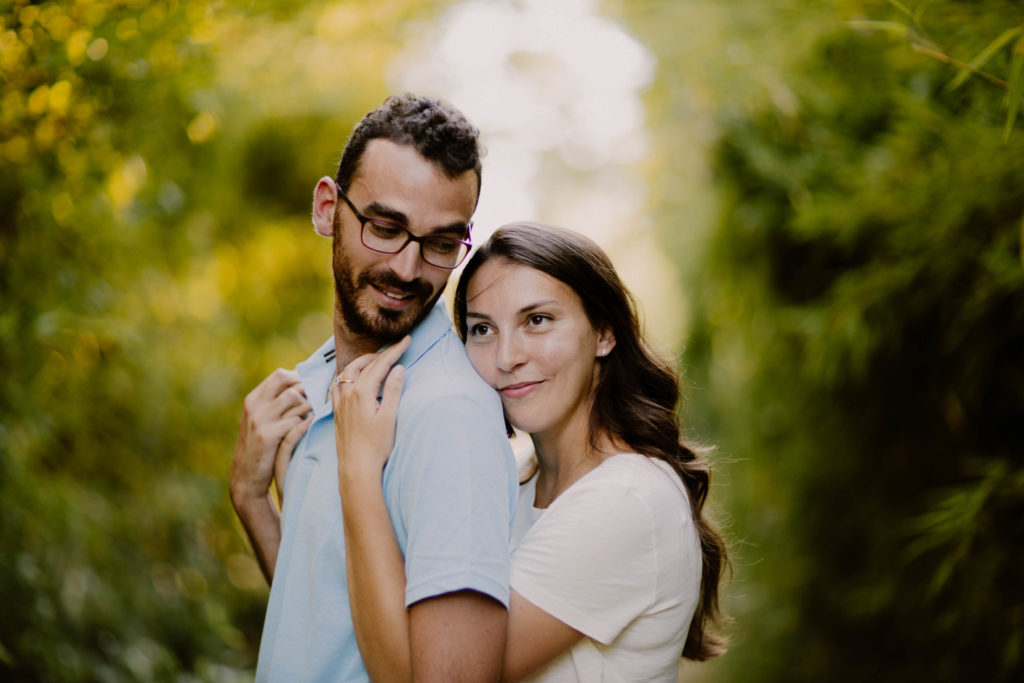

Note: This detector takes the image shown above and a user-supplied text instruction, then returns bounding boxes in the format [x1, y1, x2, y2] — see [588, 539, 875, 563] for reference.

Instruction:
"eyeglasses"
[336, 186, 472, 270]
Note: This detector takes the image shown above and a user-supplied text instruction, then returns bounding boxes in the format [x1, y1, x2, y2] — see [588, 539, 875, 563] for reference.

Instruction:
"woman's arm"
[333, 337, 414, 682]
[503, 470, 668, 681]
[502, 592, 584, 682]
[334, 337, 585, 682]
[341, 463, 412, 680]
[230, 368, 312, 583]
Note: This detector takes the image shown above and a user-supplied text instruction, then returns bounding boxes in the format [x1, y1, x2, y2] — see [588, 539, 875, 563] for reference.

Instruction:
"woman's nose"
[495, 333, 526, 372]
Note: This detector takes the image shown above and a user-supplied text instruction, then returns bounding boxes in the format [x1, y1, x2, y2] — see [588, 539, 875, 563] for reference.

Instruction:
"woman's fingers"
[336, 336, 412, 404]
[348, 337, 411, 386]
[274, 414, 312, 506]
[279, 414, 312, 457]
[374, 335, 412, 368]
[266, 384, 310, 421]
[378, 364, 405, 423]
[282, 397, 312, 421]
[332, 337, 410, 478]
[250, 369, 305, 415]
[337, 350, 378, 382]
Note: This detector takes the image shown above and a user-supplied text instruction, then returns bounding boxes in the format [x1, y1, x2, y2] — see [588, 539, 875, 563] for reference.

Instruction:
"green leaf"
[1003, 35, 1024, 142]
[846, 20, 909, 38]
[947, 25, 1022, 92]
[886, 0, 914, 19]
[911, 0, 934, 27]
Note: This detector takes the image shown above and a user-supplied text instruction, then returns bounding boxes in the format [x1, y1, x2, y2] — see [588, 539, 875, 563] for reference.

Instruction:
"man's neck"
[331, 308, 386, 375]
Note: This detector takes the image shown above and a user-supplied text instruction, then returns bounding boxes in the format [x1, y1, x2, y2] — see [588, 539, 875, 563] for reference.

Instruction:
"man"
[229, 94, 517, 682]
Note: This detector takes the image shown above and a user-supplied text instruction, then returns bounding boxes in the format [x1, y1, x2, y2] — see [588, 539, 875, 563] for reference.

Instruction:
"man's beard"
[332, 242, 444, 343]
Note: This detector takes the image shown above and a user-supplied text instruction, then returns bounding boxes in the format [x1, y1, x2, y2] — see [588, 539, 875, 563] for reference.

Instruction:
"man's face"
[331, 139, 478, 343]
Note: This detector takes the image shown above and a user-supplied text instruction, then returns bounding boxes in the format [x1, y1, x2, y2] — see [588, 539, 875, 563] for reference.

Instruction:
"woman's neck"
[529, 415, 617, 508]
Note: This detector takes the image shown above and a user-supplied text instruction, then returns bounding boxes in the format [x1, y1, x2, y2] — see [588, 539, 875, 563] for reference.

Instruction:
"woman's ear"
[312, 177, 338, 238]
[596, 326, 616, 358]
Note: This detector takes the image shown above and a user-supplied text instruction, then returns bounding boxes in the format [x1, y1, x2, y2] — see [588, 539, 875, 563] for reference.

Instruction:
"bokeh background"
[2, 0, 1022, 681]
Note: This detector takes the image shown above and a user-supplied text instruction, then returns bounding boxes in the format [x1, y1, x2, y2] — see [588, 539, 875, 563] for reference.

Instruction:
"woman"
[333, 222, 727, 681]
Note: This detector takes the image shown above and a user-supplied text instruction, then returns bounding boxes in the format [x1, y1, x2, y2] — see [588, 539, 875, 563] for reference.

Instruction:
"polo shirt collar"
[296, 300, 454, 421]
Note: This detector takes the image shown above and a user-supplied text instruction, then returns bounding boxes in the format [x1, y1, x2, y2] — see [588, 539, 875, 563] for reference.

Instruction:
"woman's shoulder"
[581, 454, 701, 577]
[548, 453, 692, 535]
[585, 453, 688, 501]
[526, 453, 697, 573]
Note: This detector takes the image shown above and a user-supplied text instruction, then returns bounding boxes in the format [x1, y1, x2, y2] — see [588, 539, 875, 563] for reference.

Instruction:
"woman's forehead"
[465, 258, 578, 309]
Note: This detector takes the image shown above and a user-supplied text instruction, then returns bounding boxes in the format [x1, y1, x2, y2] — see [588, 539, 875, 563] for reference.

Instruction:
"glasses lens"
[360, 222, 469, 269]
[421, 238, 469, 269]
[361, 220, 406, 253]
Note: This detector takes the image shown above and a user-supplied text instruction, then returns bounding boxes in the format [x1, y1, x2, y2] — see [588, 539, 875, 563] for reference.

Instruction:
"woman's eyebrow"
[516, 300, 558, 316]
[467, 300, 560, 320]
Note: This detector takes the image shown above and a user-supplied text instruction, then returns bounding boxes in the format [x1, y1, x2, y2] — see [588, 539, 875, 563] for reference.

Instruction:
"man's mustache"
[359, 270, 433, 301]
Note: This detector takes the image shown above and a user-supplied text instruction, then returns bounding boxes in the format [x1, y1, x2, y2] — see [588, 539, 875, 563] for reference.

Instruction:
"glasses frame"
[335, 186, 473, 270]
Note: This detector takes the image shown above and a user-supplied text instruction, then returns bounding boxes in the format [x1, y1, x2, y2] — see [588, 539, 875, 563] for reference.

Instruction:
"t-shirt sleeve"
[396, 393, 515, 609]
[510, 476, 659, 644]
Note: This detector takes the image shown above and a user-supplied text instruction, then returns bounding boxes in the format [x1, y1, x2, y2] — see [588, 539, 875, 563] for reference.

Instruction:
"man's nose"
[387, 241, 423, 282]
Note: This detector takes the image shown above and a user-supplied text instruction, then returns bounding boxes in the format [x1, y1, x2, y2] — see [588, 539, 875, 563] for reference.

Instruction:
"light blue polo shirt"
[255, 301, 517, 682]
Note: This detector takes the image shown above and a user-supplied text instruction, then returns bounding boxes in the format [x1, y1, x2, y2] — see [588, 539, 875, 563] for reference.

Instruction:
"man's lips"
[498, 381, 542, 399]
[372, 284, 417, 307]
[359, 269, 432, 310]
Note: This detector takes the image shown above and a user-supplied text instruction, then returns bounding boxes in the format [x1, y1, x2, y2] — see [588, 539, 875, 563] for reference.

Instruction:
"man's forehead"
[355, 139, 438, 179]
[347, 142, 475, 226]
[352, 139, 479, 200]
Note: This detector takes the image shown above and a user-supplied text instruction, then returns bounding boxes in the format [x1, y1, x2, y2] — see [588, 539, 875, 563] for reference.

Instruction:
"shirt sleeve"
[395, 392, 516, 609]
[510, 474, 659, 644]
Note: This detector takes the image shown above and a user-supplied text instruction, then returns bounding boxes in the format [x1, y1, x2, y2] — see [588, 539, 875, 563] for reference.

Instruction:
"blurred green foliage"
[622, 0, 1024, 680]
[5, 0, 1022, 680]
[0, 0, 447, 680]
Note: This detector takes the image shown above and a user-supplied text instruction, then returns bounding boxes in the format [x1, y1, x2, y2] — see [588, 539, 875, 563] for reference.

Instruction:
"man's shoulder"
[403, 328, 499, 408]
[393, 330, 510, 458]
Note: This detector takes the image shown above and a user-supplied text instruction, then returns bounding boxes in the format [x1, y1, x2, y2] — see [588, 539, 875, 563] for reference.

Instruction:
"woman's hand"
[332, 336, 411, 485]
[332, 336, 415, 681]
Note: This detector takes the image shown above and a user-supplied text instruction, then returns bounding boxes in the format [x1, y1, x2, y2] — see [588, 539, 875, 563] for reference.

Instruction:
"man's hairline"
[343, 137, 482, 208]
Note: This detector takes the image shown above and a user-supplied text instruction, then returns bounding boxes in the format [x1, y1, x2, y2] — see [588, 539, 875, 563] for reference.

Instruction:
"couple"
[230, 94, 727, 682]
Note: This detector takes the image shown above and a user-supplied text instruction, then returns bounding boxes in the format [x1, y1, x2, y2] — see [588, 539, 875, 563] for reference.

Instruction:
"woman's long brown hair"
[454, 222, 729, 660]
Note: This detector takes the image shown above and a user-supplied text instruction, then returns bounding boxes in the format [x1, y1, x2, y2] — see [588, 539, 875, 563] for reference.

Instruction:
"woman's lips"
[498, 381, 542, 399]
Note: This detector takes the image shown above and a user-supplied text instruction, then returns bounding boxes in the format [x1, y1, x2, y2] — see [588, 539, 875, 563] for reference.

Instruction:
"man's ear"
[596, 326, 616, 358]
[312, 177, 337, 238]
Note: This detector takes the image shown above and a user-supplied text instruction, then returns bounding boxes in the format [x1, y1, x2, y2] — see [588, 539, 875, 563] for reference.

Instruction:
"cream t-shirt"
[510, 452, 701, 682]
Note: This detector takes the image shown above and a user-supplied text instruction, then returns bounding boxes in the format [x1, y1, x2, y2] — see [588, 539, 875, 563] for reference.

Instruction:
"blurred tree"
[0, 0, 451, 680]
[619, 0, 1024, 681]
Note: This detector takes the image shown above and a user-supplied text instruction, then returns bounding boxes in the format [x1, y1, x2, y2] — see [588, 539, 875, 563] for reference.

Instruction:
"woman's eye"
[469, 323, 491, 336]
[528, 314, 549, 326]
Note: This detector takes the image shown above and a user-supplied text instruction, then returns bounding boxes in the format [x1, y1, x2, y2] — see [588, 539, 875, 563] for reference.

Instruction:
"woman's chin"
[506, 416, 547, 438]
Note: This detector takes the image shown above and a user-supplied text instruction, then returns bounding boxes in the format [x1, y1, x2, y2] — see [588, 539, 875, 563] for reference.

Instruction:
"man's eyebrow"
[430, 222, 471, 238]
[363, 201, 469, 237]
[362, 201, 408, 226]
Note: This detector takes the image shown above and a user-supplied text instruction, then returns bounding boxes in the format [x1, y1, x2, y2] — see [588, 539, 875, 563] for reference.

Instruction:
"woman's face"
[463, 258, 615, 440]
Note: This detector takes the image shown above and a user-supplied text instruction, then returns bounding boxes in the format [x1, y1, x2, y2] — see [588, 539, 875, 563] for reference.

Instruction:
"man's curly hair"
[334, 93, 482, 201]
